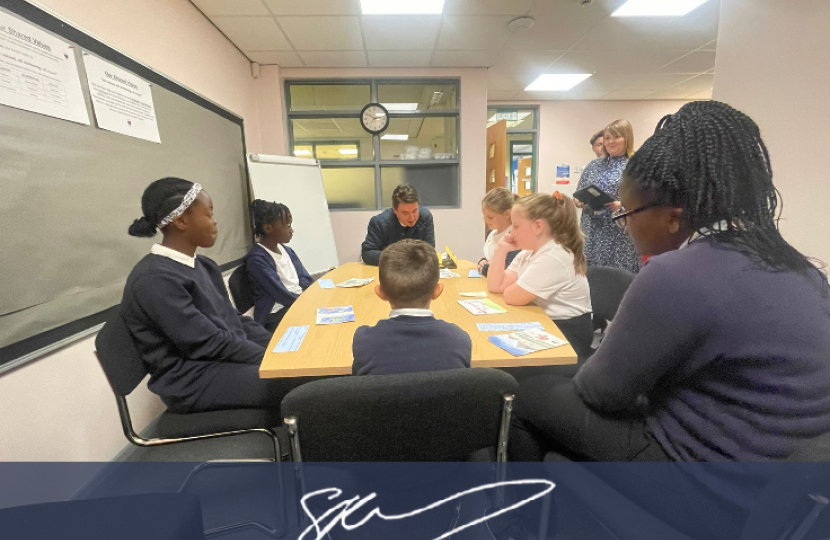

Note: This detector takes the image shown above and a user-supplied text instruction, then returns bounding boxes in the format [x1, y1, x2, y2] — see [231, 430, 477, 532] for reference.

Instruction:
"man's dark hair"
[391, 184, 419, 209]
[378, 239, 438, 307]
[624, 100, 827, 287]
[589, 130, 604, 145]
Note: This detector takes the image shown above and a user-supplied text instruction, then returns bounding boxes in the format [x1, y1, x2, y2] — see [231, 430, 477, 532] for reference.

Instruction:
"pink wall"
[270, 67, 490, 264]
[491, 100, 690, 196]
[713, 0, 830, 266]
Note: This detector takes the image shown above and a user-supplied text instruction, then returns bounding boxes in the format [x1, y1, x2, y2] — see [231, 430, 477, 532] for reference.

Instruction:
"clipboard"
[573, 184, 615, 211]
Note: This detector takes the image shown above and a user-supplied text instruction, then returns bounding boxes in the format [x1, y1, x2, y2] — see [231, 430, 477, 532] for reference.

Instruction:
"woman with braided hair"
[507, 101, 830, 537]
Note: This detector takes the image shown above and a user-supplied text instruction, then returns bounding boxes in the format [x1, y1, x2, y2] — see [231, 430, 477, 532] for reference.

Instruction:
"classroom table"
[259, 260, 577, 378]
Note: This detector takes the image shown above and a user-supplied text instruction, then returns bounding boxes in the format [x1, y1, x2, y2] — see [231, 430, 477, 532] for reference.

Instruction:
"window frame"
[286, 79, 461, 211]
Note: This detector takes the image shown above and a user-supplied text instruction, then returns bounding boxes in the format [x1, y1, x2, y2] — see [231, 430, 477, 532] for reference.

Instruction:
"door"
[517, 156, 533, 197]
[486, 120, 507, 194]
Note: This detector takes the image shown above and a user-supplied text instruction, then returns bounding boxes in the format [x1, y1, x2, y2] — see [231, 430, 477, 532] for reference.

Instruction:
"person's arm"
[239, 314, 272, 347]
[287, 247, 314, 289]
[131, 273, 264, 364]
[574, 257, 714, 412]
[487, 235, 521, 294]
[505, 251, 571, 307]
[421, 210, 436, 247]
[246, 253, 300, 310]
[361, 216, 385, 266]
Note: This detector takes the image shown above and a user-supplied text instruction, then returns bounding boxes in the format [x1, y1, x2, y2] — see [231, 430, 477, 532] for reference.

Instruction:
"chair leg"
[285, 417, 309, 529]
[495, 394, 515, 508]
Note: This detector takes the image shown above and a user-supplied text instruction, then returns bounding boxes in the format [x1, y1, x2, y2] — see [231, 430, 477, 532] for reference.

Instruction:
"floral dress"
[576, 156, 640, 273]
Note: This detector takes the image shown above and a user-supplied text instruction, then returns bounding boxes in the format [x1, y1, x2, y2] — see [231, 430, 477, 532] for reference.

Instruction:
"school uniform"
[121, 244, 298, 413]
[361, 207, 435, 266]
[479, 226, 520, 277]
[246, 243, 312, 331]
[508, 240, 594, 360]
[352, 308, 471, 375]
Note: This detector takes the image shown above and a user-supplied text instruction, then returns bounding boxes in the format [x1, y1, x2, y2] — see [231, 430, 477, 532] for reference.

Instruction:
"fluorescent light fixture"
[382, 134, 409, 141]
[524, 74, 592, 92]
[339, 149, 359, 155]
[361, 0, 444, 14]
[612, 0, 711, 17]
[294, 150, 312, 156]
[381, 102, 419, 111]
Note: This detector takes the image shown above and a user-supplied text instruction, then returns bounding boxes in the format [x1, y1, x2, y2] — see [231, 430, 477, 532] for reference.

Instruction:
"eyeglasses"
[611, 202, 661, 230]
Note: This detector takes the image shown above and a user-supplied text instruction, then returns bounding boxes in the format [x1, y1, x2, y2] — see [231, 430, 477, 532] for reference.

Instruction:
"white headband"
[158, 183, 202, 228]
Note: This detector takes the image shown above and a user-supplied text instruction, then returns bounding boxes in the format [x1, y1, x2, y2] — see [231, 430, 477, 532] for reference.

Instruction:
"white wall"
[712, 0, 830, 266]
[0, 0, 261, 461]
[490, 100, 690, 196]
[273, 67, 489, 264]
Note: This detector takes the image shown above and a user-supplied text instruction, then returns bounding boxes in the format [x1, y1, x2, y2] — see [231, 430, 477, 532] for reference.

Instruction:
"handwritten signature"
[298, 479, 556, 540]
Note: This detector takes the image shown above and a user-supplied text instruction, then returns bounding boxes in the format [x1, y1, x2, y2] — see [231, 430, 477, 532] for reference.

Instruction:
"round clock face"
[361, 103, 389, 134]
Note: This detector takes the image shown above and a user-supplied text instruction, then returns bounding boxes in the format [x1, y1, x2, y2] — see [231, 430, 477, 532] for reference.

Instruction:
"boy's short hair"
[378, 239, 438, 306]
[391, 184, 419, 209]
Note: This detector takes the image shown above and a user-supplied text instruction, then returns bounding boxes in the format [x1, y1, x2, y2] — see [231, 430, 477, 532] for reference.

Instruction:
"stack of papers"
[336, 277, 374, 288]
[439, 269, 460, 279]
[488, 329, 569, 356]
[316, 306, 355, 325]
[457, 299, 508, 315]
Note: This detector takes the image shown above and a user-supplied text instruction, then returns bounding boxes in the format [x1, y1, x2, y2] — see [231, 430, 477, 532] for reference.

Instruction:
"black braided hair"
[249, 199, 292, 238]
[624, 100, 827, 286]
[128, 177, 195, 237]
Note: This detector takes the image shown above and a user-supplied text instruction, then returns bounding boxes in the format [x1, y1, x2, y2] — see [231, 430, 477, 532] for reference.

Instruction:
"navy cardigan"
[245, 243, 313, 326]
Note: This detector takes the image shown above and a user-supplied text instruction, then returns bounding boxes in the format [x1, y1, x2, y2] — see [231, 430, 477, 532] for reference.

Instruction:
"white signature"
[298, 479, 556, 540]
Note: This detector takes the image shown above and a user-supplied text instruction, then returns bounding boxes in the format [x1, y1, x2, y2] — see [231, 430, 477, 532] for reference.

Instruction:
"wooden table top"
[260, 260, 577, 378]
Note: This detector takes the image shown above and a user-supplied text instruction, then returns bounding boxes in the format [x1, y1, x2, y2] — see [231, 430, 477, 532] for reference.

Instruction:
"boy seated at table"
[352, 239, 471, 375]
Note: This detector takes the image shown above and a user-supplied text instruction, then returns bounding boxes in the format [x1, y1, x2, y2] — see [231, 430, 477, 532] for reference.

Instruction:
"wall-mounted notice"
[82, 52, 161, 143]
[0, 11, 89, 125]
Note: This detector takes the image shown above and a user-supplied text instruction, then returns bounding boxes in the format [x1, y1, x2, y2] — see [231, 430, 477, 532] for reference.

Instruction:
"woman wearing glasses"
[508, 100, 830, 537]
[574, 119, 640, 273]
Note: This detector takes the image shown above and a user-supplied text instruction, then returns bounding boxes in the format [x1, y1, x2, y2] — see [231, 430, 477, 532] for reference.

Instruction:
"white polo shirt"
[483, 225, 512, 261]
[507, 239, 592, 320]
[258, 243, 303, 313]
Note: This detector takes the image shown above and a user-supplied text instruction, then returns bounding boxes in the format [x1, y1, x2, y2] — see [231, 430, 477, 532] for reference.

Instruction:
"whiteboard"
[247, 154, 340, 274]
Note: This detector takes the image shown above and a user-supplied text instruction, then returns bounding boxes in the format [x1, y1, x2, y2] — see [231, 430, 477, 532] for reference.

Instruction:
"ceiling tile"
[688, 90, 713, 100]
[646, 89, 696, 100]
[658, 51, 716, 73]
[443, 0, 535, 15]
[278, 16, 363, 50]
[432, 49, 498, 67]
[263, 0, 360, 15]
[436, 16, 515, 50]
[529, 0, 611, 20]
[246, 50, 304, 66]
[666, 73, 715, 95]
[298, 50, 368, 67]
[362, 16, 441, 50]
[368, 50, 433, 67]
[504, 15, 598, 50]
[211, 16, 292, 50]
[577, 74, 638, 92]
[487, 73, 526, 92]
[487, 91, 521, 101]
[488, 49, 565, 74]
[601, 90, 655, 100]
[625, 73, 697, 91]
[192, 0, 270, 16]
[698, 39, 717, 51]
[549, 49, 686, 75]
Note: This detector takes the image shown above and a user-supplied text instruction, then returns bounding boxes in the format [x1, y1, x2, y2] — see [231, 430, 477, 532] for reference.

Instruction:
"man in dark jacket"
[361, 184, 435, 266]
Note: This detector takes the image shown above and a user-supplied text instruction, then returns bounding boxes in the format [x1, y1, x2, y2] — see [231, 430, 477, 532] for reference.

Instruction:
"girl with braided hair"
[245, 199, 313, 332]
[508, 101, 830, 537]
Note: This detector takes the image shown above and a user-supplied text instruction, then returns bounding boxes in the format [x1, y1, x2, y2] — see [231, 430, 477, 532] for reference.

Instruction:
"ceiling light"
[381, 102, 419, 111]
[294, 150, 312, 156]
[382, 134, 409, 141]
[525, 74, 592, 92]
[612, 0, 711, 17]
[339, 149, 359, 155]
[429, 91, 444, 106]
[361, 0, 444, 14]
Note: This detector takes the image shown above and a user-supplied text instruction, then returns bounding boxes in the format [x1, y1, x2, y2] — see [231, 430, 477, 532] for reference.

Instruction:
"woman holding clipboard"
[574, 120, 640, 273]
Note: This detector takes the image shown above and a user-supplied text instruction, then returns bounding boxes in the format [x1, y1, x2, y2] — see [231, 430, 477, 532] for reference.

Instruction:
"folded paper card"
[336, 277, 374, 288]
[273, 325, 310, 352]
[488, 328, 568, 356]
[316, 306, 355, 325]
[318, 279, 335, 289]
[460, 291, 487, 298]
[468, 270, 482, 278]
[440, 269, 460, 279]
[457, 299, 508, 315]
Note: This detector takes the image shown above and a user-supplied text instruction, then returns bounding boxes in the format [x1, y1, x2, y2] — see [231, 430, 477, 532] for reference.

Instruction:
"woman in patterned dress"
[575, 119, 640, 273]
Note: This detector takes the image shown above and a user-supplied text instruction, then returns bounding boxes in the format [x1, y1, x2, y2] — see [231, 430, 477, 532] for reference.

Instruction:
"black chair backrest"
[95, 306, 148, 397]
[281, 368, 518, 462]
[586, 266, 636, 323]
[229, 263, 255, 314]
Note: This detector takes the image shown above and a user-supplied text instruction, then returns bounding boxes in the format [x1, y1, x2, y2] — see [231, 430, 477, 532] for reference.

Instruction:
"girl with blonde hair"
[487, 192, 594, 360]
[478, 187, 520, 277]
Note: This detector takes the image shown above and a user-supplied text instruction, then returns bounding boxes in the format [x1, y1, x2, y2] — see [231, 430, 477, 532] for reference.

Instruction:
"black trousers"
[509, 374, 671, 462]
[191, 363, 319, 412]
